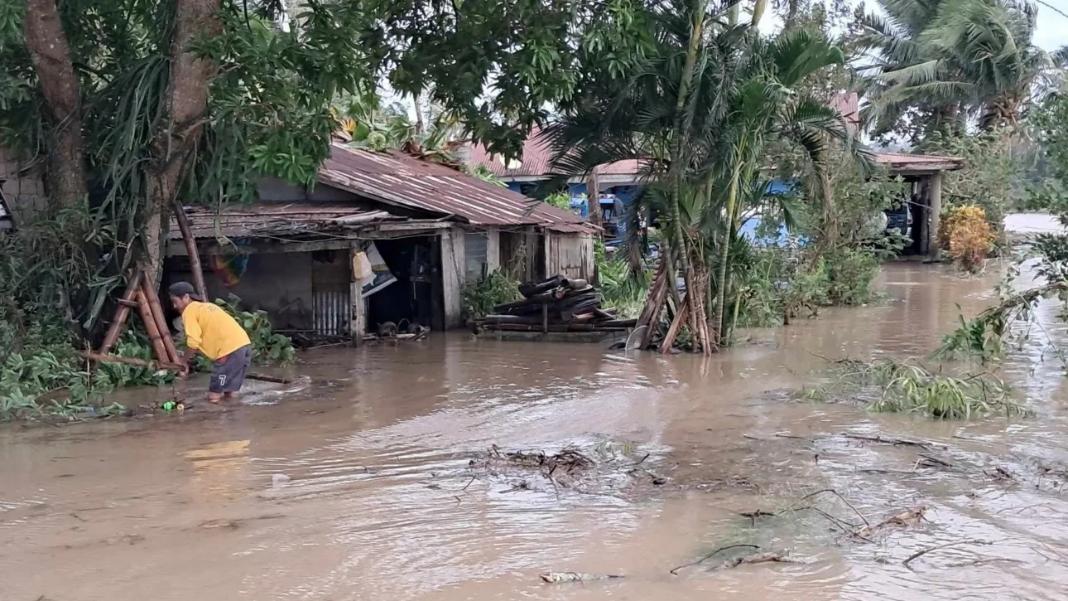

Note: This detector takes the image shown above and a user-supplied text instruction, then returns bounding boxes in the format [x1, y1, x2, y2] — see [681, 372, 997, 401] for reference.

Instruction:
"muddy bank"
[2, 263, 1068, 601]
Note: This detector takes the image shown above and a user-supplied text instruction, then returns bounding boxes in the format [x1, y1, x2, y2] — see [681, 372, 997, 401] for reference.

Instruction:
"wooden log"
[140, 273, 180, 364]
[597, 318, 638, 328]
[98, 270, 143, 354]
[134, 290, 170, 364]
[658, 299, 689, 354]
[481, 315, 544, 325]
[172, 202, 208, 301]
[519, 275, 566, 298]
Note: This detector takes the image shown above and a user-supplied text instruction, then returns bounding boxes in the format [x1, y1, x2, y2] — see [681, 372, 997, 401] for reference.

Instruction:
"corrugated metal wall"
[311, 250, 352, 337]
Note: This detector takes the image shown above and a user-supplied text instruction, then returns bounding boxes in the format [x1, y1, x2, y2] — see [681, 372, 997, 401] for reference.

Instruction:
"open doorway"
[366, 236, 443, 332]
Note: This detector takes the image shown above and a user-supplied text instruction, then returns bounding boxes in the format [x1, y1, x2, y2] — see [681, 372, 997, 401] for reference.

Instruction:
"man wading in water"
[168, 282, 253, 404]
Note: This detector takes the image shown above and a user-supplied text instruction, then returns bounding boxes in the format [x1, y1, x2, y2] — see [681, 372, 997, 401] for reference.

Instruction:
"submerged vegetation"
[807, 359, 1030, 420]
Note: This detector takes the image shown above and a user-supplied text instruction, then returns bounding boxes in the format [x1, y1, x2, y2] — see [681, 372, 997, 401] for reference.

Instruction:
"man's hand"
[178, 362, 191, 378]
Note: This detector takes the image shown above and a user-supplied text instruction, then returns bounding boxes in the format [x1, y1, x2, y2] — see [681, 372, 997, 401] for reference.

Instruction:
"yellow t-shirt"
[181, 301, 252, 360]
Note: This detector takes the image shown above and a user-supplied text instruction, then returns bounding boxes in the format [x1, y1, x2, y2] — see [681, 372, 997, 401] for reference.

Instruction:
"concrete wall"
[0, 145, 47, 224]
[168, 251, 315, 332]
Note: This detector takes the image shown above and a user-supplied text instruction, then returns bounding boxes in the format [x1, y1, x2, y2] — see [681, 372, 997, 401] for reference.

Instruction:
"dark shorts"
[209, 345, 253, 394]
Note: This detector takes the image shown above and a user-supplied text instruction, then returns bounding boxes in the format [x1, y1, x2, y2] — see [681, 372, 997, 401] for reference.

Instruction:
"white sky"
[759, 0, 1067, 51]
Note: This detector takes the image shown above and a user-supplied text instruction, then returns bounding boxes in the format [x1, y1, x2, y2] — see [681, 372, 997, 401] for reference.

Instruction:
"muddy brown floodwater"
[3, 262, 1068, 601]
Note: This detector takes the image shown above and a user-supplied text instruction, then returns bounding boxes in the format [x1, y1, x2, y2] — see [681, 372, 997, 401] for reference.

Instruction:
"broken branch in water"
[669, 544, 761, 575]
[853, 506, 927, 541]
[798, 488, 870, 527]
[721, 551, 798, 569]
[839, 433, 935, 449]
[902, 539, 992, 570]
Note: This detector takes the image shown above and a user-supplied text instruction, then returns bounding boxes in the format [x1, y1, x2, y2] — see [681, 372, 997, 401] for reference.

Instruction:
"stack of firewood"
[476, 275, 636, 333]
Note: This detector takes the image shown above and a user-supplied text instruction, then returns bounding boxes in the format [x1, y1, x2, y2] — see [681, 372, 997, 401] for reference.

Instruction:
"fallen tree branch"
[903, 539, 991, 570]
[798, 488, 870, 527]
[670, 544, 760, 575]
[721, 551, 798, 569]
[839, 433, 935, 449]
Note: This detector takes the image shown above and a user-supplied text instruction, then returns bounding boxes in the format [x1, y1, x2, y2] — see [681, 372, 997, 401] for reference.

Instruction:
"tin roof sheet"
[319, 144, 594, 232]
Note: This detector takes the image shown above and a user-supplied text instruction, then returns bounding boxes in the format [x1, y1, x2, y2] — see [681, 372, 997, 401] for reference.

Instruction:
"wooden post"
[350, 244, 367, 345]
[542, 302, 549, 333]
[440, 228, 465, 328]
[927, 172, 943, 261]
[485, 228, 500, 273]
[172, 201, 208, 301]
[140, 274, 180, 364]
[586, 171, 602, 228]
[99, 270, 143, 354]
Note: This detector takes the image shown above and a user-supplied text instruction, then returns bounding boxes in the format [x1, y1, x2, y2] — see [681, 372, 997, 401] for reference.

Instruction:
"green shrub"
[201, 297, 296, 365]
[823, 247, 880, 306]
[597, 246, 648, 319]
[462, 270, 521, 320]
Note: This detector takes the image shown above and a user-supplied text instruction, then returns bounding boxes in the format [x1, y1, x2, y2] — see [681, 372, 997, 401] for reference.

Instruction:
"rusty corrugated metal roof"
[319, 144, 595, 232]
[465, 129, 645, 179]
[168, 202, 400, 240]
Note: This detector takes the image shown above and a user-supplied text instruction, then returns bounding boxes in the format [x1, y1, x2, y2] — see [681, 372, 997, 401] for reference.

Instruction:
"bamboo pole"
[135, 290, 169, 363]
[172, 201, 208, 301]
[659, 299, 690, 354]
[140, 271, 180, 364]
[98, 270, 143, 354]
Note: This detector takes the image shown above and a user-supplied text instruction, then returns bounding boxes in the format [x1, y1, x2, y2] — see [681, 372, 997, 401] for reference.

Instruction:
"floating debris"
[540, 572, 624, 584]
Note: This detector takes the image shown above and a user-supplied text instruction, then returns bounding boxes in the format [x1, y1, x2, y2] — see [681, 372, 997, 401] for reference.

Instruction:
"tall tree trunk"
[818, 167, 837, 248]
[751, 0, 768, 27]
[413, 91, 425, 137]
[24, 0, 88, 212]
[144, 0, 223, 279]
[784, 0, 801, 29]
[714, 161, 743, 345]
[586, 169, 602, 228]
[665, 0, 706, 348]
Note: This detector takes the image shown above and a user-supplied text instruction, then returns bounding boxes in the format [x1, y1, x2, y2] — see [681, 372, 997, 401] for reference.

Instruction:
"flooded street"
[3, 261, 1068, 600]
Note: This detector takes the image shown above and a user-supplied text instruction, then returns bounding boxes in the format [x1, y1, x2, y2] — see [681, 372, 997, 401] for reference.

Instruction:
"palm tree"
[545, 0, 854, 349]
[859, 0, 1050, 141]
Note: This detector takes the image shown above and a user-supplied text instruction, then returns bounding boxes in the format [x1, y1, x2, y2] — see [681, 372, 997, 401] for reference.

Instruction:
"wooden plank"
[440, 228, 465, 328]
[485, 228, 501, 273]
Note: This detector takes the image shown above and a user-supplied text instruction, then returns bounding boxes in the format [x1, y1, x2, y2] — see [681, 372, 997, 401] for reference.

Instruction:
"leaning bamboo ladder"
[82, 265, 184, 371]
[82, 266, 292, 384]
